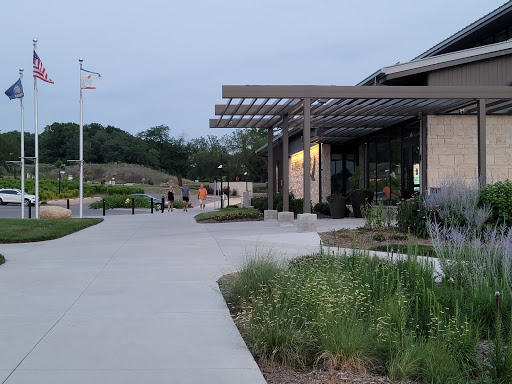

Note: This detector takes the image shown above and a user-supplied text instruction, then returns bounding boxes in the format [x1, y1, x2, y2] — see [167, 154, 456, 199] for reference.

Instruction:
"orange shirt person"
[198, 184, 208, 211]
[383, 184, 391, 199]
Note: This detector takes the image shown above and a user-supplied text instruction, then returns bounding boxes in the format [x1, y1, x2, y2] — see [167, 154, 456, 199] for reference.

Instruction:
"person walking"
[167, 184, 175, 212]
[181, 183, 190, 211]
[198, 184, 207, 211]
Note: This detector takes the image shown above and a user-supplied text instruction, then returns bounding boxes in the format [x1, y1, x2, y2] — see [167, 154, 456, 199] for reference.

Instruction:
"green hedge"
[252, 192, 306, 217]
[481, 180, 512, 226]
[89, 195, 190, 210]
[0, 178, 142, 200]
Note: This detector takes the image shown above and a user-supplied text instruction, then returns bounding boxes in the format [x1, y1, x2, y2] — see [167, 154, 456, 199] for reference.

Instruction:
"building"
[210, 2, 512, 213]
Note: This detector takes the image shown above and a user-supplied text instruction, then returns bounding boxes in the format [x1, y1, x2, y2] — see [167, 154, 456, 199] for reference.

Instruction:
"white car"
[0, 188, 37, 206]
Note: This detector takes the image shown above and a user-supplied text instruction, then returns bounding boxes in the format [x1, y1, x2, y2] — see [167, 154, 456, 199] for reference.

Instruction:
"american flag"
[33, 51, 54, 84]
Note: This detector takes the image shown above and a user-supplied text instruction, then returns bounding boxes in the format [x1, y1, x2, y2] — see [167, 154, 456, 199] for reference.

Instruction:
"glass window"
[330, 153, 343, 194]
[376, 141, 390, 203]
[390, 137, 401, 203]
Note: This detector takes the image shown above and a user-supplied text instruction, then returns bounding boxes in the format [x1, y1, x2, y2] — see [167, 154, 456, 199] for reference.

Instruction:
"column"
[477, 99, 487, 186]
[267, 127, 274, 210]
[282, 115, 289, 212]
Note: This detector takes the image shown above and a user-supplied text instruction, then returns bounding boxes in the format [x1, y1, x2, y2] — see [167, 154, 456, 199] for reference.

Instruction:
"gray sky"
[0, 0, 509, 140]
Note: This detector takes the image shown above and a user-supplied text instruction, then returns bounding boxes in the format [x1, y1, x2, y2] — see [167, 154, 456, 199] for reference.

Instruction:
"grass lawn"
[195, 207, 262, 222]
[0, 218, 103, 243]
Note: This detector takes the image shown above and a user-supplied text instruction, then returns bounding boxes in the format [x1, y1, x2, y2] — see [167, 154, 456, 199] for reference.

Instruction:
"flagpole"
[33, 38, 39, 219]
[79, 58, 84, 219]
[20, 68, 25, 219]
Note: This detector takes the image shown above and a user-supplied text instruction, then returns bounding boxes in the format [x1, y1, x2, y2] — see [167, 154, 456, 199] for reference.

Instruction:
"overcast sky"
[0, 0, 509, 140]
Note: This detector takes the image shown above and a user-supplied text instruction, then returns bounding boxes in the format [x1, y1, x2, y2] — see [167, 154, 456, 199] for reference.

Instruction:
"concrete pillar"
[282, 115, 289, 212]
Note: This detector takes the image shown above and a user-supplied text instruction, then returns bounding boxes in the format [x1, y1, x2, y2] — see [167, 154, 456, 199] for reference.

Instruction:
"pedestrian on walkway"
[167, 183, 175, 212]
[198, 184, 207, 211]
[181, 183, 190, 211]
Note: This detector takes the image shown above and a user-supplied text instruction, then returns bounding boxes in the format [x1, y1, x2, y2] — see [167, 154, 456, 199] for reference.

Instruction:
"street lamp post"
[218, 165, 224, 208]
[218, 164, 230, 207]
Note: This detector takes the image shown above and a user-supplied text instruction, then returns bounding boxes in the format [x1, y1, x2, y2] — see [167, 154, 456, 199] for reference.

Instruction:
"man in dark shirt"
[181, 183, 190, 211]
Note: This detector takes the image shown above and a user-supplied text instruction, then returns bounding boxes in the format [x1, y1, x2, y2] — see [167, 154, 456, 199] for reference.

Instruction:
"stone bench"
[40, 206, 72, 219]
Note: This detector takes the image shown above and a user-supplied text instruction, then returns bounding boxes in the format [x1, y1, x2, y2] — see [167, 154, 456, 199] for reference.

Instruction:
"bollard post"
[161, 197, 164, 213]
[151, 198, 154, 214]
[67, 199, 70, 209]
[102, 199, 106, 216]
[28, 203, 32, 219]
[132, 197, 135, 215]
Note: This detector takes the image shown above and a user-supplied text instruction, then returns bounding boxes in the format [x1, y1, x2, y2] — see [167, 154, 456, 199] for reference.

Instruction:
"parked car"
[0, 188, 37, 206]
[129, 194, 163, 210]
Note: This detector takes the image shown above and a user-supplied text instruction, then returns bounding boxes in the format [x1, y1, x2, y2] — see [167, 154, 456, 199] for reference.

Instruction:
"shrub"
[205, 185, 214, 194]
[222, 254, 282, 311]
[396, 194, 429, 238]
[252, 192, 306, 217]
[0, 254, 5, 265]
[231, 188, 238, 196]
[107, 186, 144, 195]
[314, 201, 330, 215]
[481, 180, 512, 227]
[423, 179, 491, 237]
[362, 202, 394, 229]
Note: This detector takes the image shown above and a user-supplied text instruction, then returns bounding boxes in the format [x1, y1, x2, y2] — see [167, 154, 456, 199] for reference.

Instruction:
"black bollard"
[132, 197, 135, 215]
[151, 198, 154, 214]
[67, 199, 70, 209]
[102, 199, 106, 216]
[28, 203, 32, 219]
[161, 197, 164, 213]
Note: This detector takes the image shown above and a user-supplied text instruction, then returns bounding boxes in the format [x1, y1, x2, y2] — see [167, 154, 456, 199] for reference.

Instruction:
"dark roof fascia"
[414, 1, 512, 60]
[380, 44, 512, 82]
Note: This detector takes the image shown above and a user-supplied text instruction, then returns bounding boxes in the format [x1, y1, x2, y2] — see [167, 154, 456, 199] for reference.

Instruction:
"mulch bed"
[261, 364, 401, 384]
[318, 227, 431, 250]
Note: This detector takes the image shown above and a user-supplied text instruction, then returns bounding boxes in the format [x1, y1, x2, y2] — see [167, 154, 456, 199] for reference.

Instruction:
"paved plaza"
[0, 202, 363, 384]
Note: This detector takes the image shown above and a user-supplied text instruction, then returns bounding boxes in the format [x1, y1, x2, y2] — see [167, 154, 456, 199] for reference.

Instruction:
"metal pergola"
[210, 85, 512, 213]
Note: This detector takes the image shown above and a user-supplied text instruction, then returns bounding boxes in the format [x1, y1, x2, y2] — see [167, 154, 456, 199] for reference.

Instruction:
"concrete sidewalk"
[0, 204, 363, 384]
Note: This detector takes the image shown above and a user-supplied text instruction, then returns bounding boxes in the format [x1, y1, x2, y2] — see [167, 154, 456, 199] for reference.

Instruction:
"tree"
[222, 128, 268, 182]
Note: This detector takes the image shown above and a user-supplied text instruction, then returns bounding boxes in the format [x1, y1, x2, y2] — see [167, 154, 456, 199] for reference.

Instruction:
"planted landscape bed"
[195, 207, 262, 223]
[219, 249, 512, 383]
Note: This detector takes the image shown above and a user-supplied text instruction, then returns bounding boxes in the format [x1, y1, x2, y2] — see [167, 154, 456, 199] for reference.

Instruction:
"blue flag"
[5, 78, 24, 100]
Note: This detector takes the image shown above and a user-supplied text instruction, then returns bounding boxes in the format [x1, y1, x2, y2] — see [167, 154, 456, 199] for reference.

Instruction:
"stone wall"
[289, 144, 330, 204]
[427, 115, 512, 188]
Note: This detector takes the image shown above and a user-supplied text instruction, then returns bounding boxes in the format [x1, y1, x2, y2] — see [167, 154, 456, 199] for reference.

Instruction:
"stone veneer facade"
[427, 115, 512, 188]
[289, 144, 331, 204]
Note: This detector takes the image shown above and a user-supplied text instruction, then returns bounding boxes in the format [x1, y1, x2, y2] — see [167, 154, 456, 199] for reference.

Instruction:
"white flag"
[80, 68, 101, 89]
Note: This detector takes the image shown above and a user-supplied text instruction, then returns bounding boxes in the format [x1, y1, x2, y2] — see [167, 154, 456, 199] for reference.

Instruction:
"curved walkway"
[0, 203, 363, 384]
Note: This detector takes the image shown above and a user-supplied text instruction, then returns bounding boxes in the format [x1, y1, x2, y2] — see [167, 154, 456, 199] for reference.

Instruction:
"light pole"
[244, 171, 248, 192]
[58, 170, 65, 194]
[217, 165, 224, 208]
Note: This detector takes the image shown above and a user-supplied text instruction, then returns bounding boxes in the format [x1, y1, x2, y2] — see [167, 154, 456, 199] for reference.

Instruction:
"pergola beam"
[222, 85, 512, 100]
